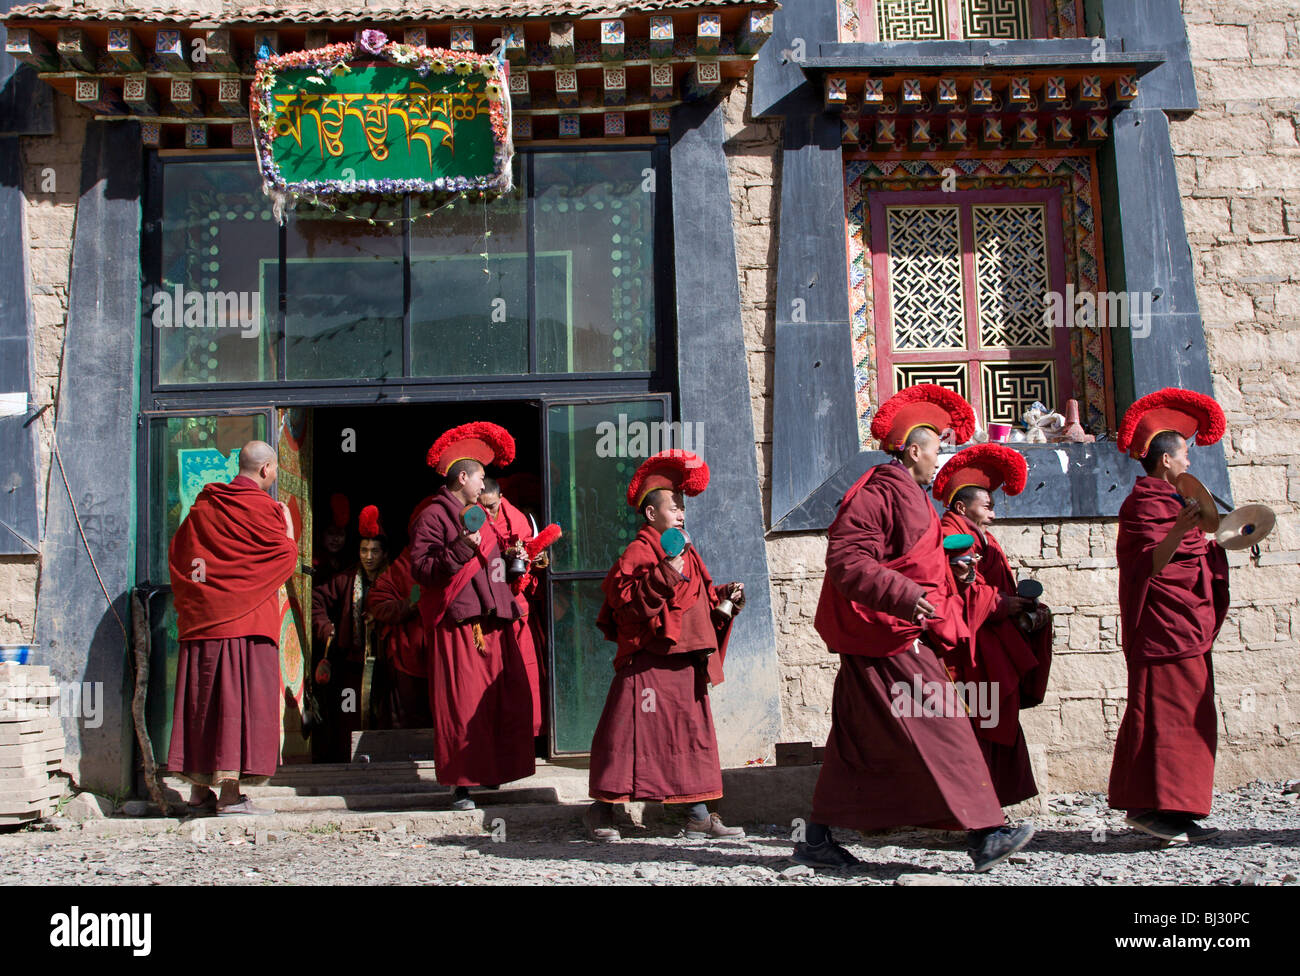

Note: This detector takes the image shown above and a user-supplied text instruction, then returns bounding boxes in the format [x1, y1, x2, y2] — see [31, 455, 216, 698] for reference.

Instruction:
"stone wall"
[726, 0, 1300, 791]
[0, 95, 91, 649]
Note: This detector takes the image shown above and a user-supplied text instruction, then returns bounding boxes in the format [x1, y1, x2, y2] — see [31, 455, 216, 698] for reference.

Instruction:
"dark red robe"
[490, 497, 543, 736]
[941, 509, 1043, 806]
[587, 525, 733, 804]
[1109, 476, 1230, 817]
[367, 548, 433, 729]
[410, 487, 535, 787]
[811, 461, 1005, 832]
[166, 475, 297, 781]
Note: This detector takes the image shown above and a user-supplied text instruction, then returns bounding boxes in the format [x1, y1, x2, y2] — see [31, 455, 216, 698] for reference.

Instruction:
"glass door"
[542, 394, 671, 756]
[139, 408, 295, 764]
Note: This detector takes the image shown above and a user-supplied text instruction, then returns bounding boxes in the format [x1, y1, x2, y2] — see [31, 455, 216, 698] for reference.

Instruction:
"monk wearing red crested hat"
[1109, 388, 1230, 843]
[584, 450, 747, 842]
[166, 440, 298, 816]
[311, 504, 390, 761]
[794, 385, 1035, 872]
[366, 498, 436, 730]
[410, 423, 536, 809]
[935, 444, 1050, 808]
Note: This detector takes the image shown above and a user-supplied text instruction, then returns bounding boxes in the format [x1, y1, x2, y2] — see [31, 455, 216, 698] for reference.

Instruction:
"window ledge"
[769, 441, 1232, 533]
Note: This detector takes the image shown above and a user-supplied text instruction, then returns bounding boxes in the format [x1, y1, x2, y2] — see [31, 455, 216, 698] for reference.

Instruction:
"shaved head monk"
[585, 450, 746, 842]
[166, 439, 298, 816]
[935, 444, 1051, 808]
[794, 385, 1034, 872]
[1110, 388, 1230, 843]
[410, 423, 536, 810]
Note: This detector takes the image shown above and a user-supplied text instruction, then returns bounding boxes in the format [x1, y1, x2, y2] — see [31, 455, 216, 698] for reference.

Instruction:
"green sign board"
[252, 40, 513, 202]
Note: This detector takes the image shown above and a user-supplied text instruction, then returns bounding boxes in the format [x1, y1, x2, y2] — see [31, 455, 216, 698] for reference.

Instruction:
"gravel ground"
[2, 781, 1297, 886]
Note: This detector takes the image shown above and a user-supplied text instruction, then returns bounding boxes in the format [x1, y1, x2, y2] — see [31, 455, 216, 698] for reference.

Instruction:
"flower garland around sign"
[250, 29, 514, 221]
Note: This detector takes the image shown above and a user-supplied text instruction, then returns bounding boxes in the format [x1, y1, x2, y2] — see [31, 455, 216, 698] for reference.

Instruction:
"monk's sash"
[815, 467, 963, 658]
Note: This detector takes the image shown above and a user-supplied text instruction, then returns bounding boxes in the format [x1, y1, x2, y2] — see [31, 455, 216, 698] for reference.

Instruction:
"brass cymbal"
[1173, 472, 1220, 533]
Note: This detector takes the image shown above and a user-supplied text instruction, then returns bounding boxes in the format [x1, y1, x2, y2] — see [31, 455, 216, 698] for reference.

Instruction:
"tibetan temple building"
[1, 1, 1295, 799]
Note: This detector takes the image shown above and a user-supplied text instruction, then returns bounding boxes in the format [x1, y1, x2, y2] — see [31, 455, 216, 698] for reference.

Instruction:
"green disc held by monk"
[942, 533, 975, 554]
[661, 527, 686, 557]
[1016, 579, 1044, 601]
[461, 503, 487, 533]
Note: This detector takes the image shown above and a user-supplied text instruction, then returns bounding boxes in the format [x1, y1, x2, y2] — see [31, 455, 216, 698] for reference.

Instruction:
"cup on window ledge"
[987, 423, 1012, 442]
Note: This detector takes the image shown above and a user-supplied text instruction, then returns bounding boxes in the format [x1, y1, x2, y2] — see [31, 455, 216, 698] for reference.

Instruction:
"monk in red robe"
[410, 423, 535, 809]
[311, 505, 389, 761]
[585, 450, 746, 842]
[166, 440, 297, 816]
[478, 477, 553, 739]
[366, 498, 436, 730]
[794, 385, 1034, 872]
[934, 444, 1050, 807]
[1110, 388, 1230, 843]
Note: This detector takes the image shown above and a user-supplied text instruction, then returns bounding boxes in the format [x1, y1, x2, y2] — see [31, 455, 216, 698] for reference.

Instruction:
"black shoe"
[1170, 815, 1220, 843]
[968, 824, 1035, 872]
[1124, 812, 1188, 842]
[451, 786, 475, 812]
[792, 839, 860, 869]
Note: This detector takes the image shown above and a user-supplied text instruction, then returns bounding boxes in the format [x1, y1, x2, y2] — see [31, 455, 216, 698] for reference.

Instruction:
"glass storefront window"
[156, 162, 277, 385]
[534, 151, 656, 374]
[411, 159, 527, 376]
[549, 578, 616, 753]
[284, 201, 404, 381]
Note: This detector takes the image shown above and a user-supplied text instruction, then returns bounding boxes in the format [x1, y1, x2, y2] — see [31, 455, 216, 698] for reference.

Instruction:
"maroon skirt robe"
[588, 525, 732, 803]
[1108, 476, 1229, 817]
[811, 462, 1006, 832]
[166, 637, 282, 785]
[941, 510, 1042, 807]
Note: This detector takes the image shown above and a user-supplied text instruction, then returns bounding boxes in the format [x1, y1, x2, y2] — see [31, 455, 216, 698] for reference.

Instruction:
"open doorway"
[306, 401, 545, 765]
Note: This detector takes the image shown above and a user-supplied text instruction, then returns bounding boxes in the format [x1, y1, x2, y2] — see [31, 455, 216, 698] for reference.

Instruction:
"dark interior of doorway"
[310, 400, 547, 763]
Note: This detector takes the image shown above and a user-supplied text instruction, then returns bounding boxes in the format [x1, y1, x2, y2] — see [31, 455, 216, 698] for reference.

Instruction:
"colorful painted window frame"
[845, 151, 1114, 448]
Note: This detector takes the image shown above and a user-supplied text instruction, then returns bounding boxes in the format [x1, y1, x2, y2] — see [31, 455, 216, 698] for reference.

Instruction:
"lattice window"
[973, 204, 1052, 348]
[886, 206, 965, 350]
[876, 0, 948, 40]
[853, 0, 1078, 41]
[869, 188, 1074, 432]
[962, 0, 1031, 38]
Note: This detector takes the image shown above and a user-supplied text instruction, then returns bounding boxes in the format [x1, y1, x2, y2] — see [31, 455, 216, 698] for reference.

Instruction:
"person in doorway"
[311, 505, 390, 762]
[166, 440, 298, 816]
[313, 492, 353, 581]
[793, 385, 1034, 872]
[410, 423, 535, 810]
[585, 449, 746, 843]
[367, 499, 436, 730]
[934, 444, 1049, 808]
[1109, 388, 1230, 843]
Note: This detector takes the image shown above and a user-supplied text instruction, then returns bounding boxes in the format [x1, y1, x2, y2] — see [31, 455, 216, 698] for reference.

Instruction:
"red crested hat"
[871, 384, 976, 452]
[626, 450, 710, 509]
[1117, 388, 1225, 460]
[427, 421, 516, 476]
[358, 504, 384, 539]
[932, 444, 1028, 506]
[329, 493, 350, 530]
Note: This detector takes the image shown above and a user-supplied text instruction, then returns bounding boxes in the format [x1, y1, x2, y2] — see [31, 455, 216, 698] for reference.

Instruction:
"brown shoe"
[217, 794, 274, 817]
[584, 802, 621, 842]
[684, 812, 745, 839]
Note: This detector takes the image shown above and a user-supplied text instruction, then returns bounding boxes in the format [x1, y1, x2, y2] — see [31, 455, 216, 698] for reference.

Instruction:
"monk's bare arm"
[825, 485, 924, 618]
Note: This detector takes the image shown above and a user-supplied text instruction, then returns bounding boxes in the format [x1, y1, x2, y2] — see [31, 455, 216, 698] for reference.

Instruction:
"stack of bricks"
[0, 663, 66, 827]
